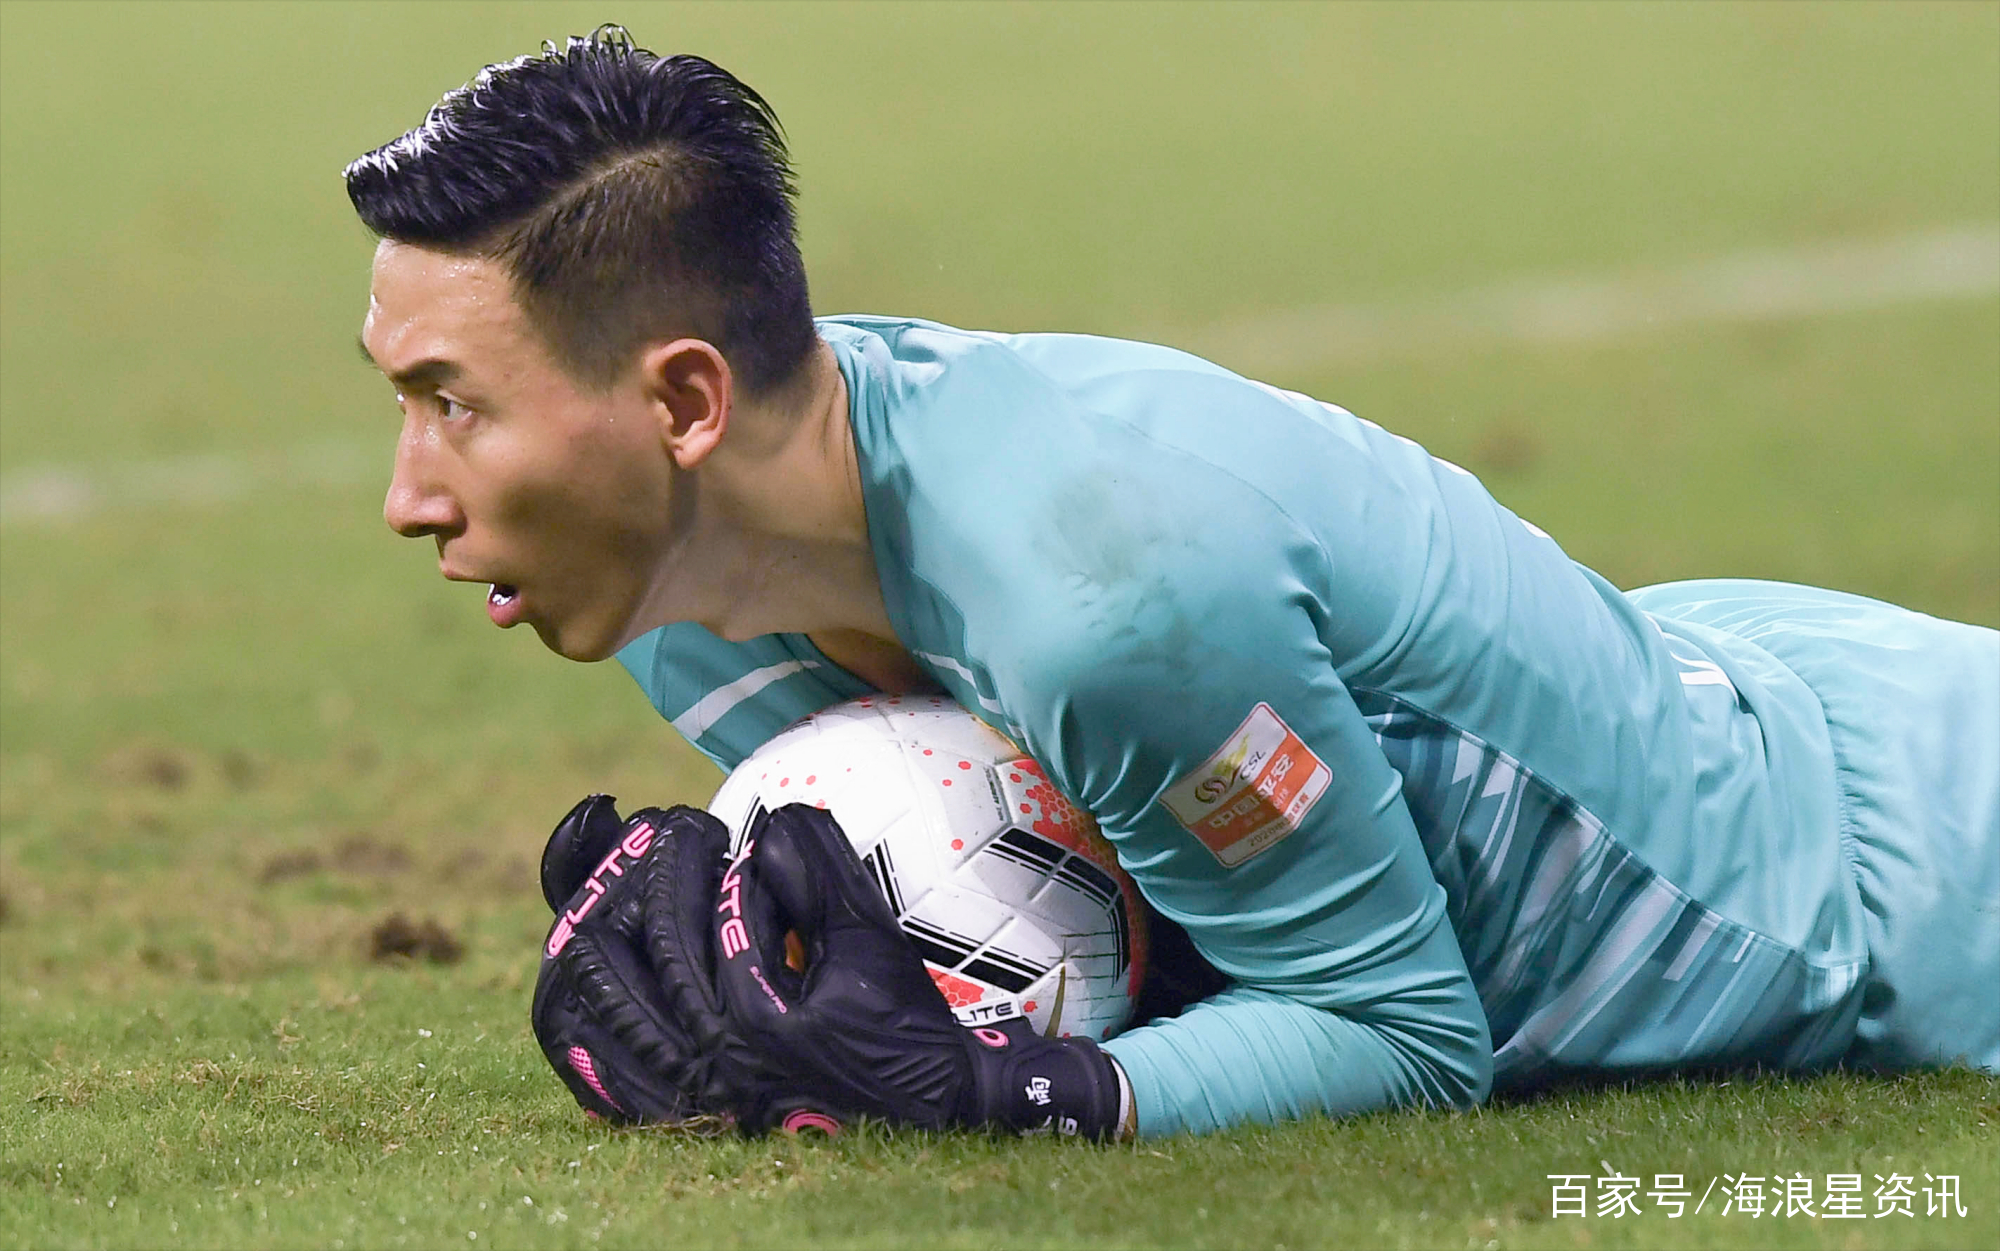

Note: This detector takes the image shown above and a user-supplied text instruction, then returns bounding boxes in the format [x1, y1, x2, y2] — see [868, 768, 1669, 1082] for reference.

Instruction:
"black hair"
[344, 27, 814, 395]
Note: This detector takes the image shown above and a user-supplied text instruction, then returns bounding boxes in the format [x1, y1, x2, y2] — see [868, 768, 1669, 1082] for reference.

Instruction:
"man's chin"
[531, 618, 620, 663]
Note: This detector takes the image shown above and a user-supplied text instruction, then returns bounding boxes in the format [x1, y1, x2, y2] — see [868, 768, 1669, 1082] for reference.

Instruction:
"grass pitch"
[3, 2, 1996, 1248]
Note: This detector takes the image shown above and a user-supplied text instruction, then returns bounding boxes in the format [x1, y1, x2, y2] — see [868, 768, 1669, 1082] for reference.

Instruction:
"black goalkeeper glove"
[531, 795, 784, 1126]
[712, 802, 1132, 1139]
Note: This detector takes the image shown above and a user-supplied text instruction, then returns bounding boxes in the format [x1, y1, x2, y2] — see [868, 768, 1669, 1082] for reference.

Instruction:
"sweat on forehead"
[361, 242, 575, 386]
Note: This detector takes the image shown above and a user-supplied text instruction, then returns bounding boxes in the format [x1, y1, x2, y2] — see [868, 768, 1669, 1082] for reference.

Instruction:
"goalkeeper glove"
[531, 796, 767, 1125]
[712, 802, 1132, 1139]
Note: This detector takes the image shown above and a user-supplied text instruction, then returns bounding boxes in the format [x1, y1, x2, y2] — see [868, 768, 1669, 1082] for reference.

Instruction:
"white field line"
[0, 441, 381, 526]
[3, 224, 1995, 526]
[1184, 224, 2000, 375]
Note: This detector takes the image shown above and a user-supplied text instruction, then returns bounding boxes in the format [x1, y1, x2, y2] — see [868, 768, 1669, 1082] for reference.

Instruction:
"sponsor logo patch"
[1161, 703, 1330, 866]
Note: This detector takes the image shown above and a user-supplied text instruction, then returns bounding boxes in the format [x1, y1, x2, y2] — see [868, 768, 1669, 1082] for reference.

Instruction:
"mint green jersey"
[618, 316, 2000, 1134]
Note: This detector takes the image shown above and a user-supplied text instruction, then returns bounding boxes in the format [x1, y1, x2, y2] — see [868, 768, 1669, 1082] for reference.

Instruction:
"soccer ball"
[707, 694, 1147, 1042]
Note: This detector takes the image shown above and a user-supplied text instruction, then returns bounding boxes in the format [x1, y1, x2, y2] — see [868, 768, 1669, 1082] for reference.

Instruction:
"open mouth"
[486, 583, 525, 627]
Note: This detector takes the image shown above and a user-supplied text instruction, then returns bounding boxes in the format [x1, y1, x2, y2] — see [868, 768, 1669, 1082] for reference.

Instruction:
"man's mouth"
[487, 583, 525, 628]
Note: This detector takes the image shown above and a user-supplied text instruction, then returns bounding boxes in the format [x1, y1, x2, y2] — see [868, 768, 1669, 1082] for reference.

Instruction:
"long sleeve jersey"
[617, 316, 1872, 1135]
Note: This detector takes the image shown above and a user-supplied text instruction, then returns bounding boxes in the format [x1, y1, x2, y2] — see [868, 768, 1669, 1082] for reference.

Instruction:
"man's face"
[361, 241, 678, 661]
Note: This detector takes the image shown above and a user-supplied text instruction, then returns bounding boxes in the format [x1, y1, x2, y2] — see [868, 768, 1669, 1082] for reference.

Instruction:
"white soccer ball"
[708, 694, 1148, 1042]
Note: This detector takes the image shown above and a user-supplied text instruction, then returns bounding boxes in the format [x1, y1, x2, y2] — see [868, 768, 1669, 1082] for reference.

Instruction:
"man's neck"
[738, 349, 935, 689]
[807, 627, 942, 695]
[719, 344, 869, 548]
[638, 342, 906, 650]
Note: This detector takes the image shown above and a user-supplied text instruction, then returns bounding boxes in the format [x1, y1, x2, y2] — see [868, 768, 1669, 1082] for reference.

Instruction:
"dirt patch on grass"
[258, 836, 412, 885]
[218, 749, 261, 789]
[333, 836, 410, 876]
[1471, 421, 1543, 476]
[102, 743, 194, 791]
[367, 913, 463, 965]
[257, 851, 323, 884]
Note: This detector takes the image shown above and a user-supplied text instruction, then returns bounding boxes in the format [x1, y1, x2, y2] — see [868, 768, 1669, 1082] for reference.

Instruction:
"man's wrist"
[1110, 1055, 1137, 1141]
[969, 1022, 1126, 1138]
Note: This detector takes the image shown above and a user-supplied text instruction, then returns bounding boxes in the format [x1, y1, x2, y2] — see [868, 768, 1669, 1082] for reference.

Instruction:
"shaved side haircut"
[345, 27, 816, 395]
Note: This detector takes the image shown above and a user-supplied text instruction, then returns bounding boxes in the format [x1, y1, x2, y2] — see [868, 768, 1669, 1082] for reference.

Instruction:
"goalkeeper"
[346, 32, 2000, 1138]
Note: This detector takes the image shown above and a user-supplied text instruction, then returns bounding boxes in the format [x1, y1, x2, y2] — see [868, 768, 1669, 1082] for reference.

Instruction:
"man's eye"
[440, 397, 473, 423]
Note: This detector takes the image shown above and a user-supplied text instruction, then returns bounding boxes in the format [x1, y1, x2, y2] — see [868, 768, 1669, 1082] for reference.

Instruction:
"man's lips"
[437, 564, 527, 628]
[486, 583, 525, 628]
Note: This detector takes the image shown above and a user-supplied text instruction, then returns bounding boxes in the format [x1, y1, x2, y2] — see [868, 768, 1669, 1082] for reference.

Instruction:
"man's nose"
[383, 413, 463, 539]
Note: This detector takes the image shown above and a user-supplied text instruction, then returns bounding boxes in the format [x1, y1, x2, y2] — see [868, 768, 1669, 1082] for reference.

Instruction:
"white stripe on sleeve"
[670, 659, 822, 740]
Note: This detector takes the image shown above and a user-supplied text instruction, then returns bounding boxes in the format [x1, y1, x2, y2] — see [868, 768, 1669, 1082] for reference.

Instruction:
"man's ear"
[641, 338, 732, 469]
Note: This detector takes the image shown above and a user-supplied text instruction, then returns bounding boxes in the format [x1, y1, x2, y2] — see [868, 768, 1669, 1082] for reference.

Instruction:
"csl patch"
[1161, 704, 1330, 867]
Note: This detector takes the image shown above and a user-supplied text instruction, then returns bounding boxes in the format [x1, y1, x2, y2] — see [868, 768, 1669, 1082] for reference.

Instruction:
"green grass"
[6, 975, 1997, 1250]
[3, 2, 1997, 1248]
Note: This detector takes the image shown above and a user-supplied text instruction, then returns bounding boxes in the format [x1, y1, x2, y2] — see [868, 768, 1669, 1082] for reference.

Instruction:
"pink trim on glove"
[567, 1045, 622, 1114]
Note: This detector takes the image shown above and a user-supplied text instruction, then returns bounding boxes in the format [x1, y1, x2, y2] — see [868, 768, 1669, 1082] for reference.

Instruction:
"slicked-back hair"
[345, 29, 815, 396]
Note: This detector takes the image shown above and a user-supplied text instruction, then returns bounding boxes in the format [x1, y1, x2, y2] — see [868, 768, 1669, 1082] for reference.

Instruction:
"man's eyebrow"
[355, 336, 462, 391]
